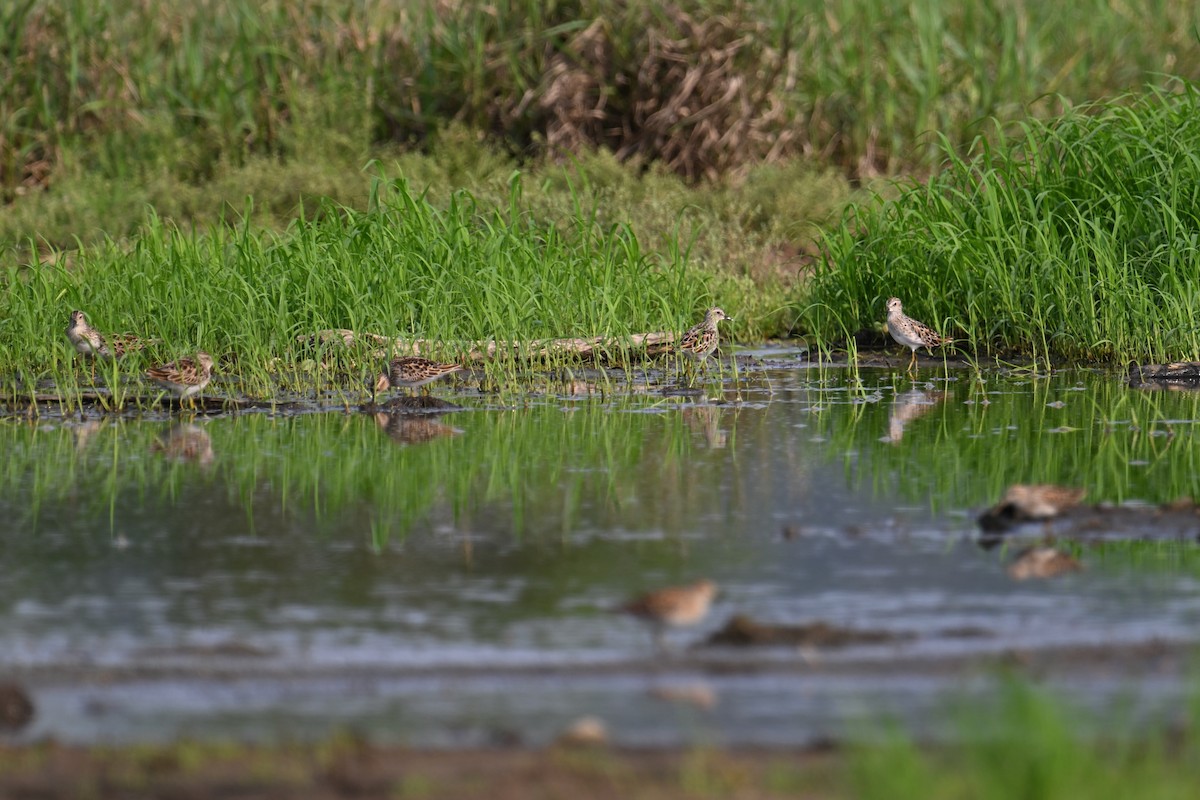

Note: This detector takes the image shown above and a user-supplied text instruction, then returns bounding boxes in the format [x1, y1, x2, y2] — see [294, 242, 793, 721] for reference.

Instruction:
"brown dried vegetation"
[535, 2, 796, 181]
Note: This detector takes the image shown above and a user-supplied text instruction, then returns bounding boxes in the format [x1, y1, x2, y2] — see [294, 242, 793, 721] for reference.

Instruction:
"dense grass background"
[3, 0, 1199, 248]
[6, 0, 1197, 189]
[4, 0, 1200, 364]
[807, 82, 1200, 363]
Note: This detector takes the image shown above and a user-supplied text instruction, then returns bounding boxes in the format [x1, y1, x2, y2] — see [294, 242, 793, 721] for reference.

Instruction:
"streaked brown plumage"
[1001, 484, 1087, 519]
[374, 356, 463, 396]
[623, 579, 718, 649]
[146, 351, 214, 401]
[679, 307, 732, 365]
[885, 297, 946, 371]
[66, 310, 149, 360]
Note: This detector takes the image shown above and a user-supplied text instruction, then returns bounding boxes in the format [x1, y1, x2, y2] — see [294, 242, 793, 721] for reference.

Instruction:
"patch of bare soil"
[0, 740, 841, 800]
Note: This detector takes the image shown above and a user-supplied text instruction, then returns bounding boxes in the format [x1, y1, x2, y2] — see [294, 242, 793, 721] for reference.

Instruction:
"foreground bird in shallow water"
[146, 352, 214, 404]
[679, 307, 732, 369]
[1001, 484, 1087, 519]
[622, 579, 718, 651]
[373, 356, 463, 398]
[66, 310, 149, 361]
[885, 297, 947, 372]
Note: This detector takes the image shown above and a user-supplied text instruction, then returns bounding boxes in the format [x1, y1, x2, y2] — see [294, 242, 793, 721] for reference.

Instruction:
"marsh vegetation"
[6, 1, 1200, 795]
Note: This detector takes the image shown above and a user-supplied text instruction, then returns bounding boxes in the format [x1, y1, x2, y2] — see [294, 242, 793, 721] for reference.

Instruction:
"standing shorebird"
[373, 356, 463, 399]
[679, 307, 732, 369]
[885, 297, 947, 372]
[622, 579, 718, 651]
[146, 352, 214, 405]
[66, 310, 150, 377]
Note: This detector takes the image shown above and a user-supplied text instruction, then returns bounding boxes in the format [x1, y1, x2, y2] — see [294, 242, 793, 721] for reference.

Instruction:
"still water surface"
[3, 356, 1200, 745]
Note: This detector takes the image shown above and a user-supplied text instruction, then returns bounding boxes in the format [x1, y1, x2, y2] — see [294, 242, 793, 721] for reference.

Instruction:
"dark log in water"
[706, 614, 911, 647]
[1128, 361, 1200, 390]
[979, 496, 1200, 542]
[299, 329, 677, 362]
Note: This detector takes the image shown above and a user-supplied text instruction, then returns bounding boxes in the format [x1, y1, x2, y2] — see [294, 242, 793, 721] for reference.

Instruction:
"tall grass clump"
[851, 677, 1200, 800]
[3, 177, 705, 403]
[806, 81, 1200, 364]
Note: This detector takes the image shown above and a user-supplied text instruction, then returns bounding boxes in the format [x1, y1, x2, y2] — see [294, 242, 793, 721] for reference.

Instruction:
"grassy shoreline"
[807, 83, 1200, 365]
[5, 3, 1200, 389]
[2, 676, 1199, 800]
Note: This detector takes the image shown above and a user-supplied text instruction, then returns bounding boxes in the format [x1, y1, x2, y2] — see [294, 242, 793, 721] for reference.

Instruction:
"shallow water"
[4, 354, 1200, 745]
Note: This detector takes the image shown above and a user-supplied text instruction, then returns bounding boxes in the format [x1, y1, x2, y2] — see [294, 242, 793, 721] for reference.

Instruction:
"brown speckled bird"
[679, 307, 732, 367]
[885, 297, 946, 372]
[66, 310, 152, 380]
[146, 352, 214, 403]
[1002, 484, 1087, 519]
[373, 356, 463, 398]
[622, 579, 718, 650]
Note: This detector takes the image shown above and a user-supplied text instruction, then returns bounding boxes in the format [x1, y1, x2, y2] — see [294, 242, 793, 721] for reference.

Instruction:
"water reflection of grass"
[5, 400, 710, 546]
[1081, 540, 1200, 578]
[817, 372, 1200, 509]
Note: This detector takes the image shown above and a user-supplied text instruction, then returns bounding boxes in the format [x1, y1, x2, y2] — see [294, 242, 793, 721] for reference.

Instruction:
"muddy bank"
[0, 742, 839, 800]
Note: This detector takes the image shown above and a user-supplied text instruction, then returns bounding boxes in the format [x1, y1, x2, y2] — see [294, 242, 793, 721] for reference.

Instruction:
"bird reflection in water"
[372, 396, 463, 446]
[884, 389, 947, 444]
[151, 423, 214, 467]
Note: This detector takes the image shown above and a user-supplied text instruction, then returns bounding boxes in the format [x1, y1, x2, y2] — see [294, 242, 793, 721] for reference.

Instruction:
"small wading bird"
[146, 352, 214, 406]
[66, 310, 151, 378]
[679, 307, 732, 370]
[1000, 484, 1087, 520]
[373, 356, 464, 399]
[885, 297, 948, 373]
[622, 579, 718, 651]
